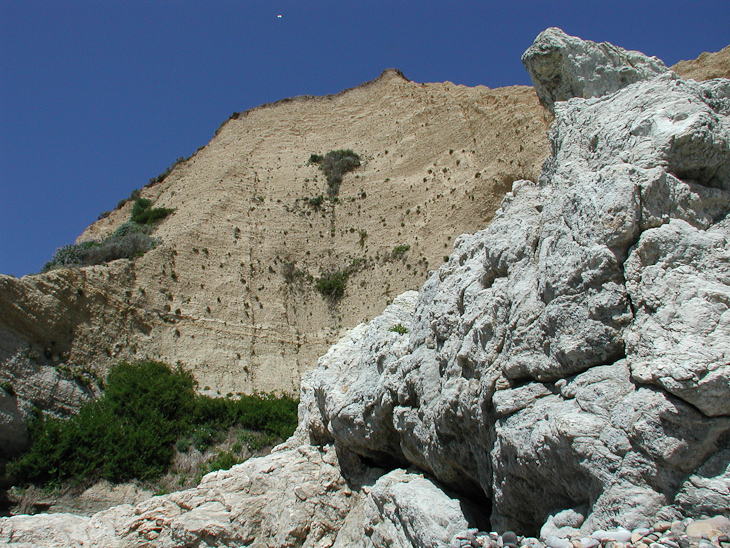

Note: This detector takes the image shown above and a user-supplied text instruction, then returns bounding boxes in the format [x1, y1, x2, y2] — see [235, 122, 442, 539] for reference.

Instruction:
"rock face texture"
[0, 443, 477, 548]
[300, 35, 730, 534]
[3, 29, 730, 548]
[0, 69, 551, 405]
[522, 27, 668, 111]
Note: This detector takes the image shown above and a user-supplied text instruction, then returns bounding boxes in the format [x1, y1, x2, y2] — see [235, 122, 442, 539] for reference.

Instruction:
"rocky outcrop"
[522, 27, 668, 111]
[0, 444, 479, 548]
[299, 33, 730, 534]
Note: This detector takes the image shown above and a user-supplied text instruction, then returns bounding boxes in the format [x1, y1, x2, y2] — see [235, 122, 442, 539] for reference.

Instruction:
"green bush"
[315, 269, 349, 300]
[130, 197, 175, 225]
[8, 361, 298, 486]
[310, 150, 361, 198]
[8, 361, 193, 484]
[390, 324, 408, 335]
[147, 156, 187, 187]
[392, 244, 411, 259]
[306, 195, 325, 209]
[42, 232, 156, 272]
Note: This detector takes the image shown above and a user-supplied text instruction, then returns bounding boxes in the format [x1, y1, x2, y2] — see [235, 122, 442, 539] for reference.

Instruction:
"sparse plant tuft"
[391, 244, 411, 259]
[390, 324, 408, 335]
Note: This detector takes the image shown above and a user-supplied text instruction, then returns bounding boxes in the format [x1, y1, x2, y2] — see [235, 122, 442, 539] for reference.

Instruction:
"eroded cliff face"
[0, 70, 550, 401]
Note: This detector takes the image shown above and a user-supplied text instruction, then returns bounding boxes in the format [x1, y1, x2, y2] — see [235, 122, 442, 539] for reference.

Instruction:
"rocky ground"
[447, 517, 730, 548]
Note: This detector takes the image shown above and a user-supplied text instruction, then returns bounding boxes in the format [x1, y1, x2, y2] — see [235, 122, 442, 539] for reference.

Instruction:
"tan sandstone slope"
[0, 69, 551, 396]
[672, 43, 730, 80]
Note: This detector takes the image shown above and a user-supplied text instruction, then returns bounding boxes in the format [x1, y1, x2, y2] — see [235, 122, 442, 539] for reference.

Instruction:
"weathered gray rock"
[0, 353, 93, 461]
[0, 444, 357, 547]
[299, 30, 730, 534]
[674, 449, 730, 517]
[350, 469, 472, 548]
[522, 27, 668, 111]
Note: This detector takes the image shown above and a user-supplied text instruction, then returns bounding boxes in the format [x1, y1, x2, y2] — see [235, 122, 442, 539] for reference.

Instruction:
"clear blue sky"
[1, 1, 728, 277]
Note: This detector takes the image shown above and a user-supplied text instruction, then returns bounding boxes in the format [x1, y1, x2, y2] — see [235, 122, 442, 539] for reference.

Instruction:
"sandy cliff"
[1, 69, 550, 400]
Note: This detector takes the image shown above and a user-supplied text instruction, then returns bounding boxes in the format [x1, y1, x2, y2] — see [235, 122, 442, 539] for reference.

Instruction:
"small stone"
[677, 537, 690, 548]
[503, 532, 519, 545]
[687, 517, 730, 539]
[571, 540, 583, 548]
[546, 536, 572, 548]
[661, 539, 680, 548]
[593, 530, 632, 543]
[637, 543, 649, 548]
[655, 523, 672, 534]
[581, 539, 600, 548]
[646, 535, 660, 543]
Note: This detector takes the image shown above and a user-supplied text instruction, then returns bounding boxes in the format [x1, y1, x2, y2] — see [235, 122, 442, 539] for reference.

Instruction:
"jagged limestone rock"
[0, 444, 357, 547]
[522, 27, 668, 111]
[299, 32, 730, 533]
[0, 444, 479, 548]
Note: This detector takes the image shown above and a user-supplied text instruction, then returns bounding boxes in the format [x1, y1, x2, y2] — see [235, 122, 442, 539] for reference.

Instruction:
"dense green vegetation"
[309, 149, 361, 197]
[8, 361, 298, 486]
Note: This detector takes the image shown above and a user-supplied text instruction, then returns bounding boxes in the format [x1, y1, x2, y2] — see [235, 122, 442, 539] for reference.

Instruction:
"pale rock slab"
[358, 469, 472, 548]
[522, 27, 668, 111]
[0, 444, 356, 547]
[625, 218, 730, 416]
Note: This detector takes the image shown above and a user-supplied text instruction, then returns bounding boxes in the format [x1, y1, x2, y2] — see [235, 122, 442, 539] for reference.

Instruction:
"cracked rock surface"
[300, 32, 730, 535]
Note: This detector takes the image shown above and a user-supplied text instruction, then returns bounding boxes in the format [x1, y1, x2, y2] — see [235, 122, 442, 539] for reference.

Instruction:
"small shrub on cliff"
[42, 232, 156, 272]
[315, 269, 349, 300]
[391, 244, 410, 259]
[129, 197, 175, 226]
[310, 149, 361, 197]
[147, 156, 187, 187]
